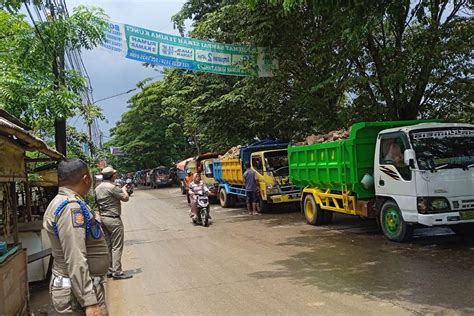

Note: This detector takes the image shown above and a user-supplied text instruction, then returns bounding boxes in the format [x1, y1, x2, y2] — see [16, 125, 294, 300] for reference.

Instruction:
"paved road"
[106, 187, 474, 315]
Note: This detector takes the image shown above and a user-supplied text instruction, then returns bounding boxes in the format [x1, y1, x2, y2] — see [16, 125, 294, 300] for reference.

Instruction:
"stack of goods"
[219, 145, 241, 159]
[296, 128, 351, 146]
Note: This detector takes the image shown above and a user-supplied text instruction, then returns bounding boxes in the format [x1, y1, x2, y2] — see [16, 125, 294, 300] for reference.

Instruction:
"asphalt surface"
[106, 187, 474, 315]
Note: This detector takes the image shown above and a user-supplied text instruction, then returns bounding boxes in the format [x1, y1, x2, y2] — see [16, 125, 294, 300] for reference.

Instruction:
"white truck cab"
[374, 123, 474, 241]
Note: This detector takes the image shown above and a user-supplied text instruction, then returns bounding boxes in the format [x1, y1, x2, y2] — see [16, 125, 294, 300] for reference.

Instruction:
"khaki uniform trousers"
[101, 216, 124, 274]
[48, 275, 108, 315]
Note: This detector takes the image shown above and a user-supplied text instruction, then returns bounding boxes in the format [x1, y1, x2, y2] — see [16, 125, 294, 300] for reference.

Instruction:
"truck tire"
[219, 189, 231, 208]
[259, 200, 270, 213]
[380, 201, 413, 242]
[303, 194, 325, 225]
[323, 211, 333, 224]
[450, 224, 474, 237]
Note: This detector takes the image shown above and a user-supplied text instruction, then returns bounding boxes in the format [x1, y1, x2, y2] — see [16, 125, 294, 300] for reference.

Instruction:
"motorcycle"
[192, 191, 210, 227]
[125, 178, 134, 196]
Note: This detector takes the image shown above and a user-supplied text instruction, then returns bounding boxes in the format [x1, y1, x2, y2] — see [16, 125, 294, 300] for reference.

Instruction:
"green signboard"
[101, 22, 277, 77]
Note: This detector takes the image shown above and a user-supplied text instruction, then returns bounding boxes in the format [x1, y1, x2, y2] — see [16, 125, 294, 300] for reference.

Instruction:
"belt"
[52, 274, 104, 288]
[100, 214, 120, 219]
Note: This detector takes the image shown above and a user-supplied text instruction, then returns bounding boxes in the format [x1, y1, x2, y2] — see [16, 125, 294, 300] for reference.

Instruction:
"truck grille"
[279, 185, 300, 194]
[452, 199, 474, 210]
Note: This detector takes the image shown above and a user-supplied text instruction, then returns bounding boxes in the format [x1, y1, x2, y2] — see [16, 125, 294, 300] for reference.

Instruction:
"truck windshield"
[204, 163, 213, 177]
[157, 168, 169, 175]
[410, 128, 474, 170]
[264, 151, 289, 176]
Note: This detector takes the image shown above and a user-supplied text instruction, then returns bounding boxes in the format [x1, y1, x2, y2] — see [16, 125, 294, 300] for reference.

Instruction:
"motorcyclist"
[189, 173, 211, 220]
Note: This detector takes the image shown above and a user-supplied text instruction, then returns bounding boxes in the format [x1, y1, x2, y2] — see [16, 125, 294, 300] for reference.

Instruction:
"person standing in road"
[185, 170, 193, 204]
[43, 159, 109, 316]
[95, 166, 132, 280]
[243, 162, 261, 215]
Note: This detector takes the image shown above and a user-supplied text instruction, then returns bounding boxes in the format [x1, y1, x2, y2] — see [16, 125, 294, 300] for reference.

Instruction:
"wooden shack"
[0, 109, 63, 315]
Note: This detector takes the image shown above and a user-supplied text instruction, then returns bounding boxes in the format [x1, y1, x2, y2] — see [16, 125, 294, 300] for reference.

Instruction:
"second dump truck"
[289, 121, 474, 242]
[214, 140, 300, 211]
[187, 152, 222, 199]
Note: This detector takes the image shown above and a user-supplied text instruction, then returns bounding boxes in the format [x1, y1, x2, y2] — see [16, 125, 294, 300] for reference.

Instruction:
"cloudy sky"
[66, 0, 187, 140]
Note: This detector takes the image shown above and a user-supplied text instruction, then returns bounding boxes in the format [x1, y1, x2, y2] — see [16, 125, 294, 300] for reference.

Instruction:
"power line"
[94, 88, 138, 103]
[23, 2, 48, 51]
[27, 0, 101, 153]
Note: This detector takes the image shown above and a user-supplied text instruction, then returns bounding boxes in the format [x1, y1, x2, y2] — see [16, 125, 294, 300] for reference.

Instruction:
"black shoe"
[107, 273, 113, 278]
[113, 273, 133, 280]
[208, 215, 212, 219]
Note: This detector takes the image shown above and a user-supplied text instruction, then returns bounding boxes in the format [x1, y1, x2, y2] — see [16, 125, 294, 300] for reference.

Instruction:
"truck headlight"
[417, 197, 451, 214]
[266, 185, 279, 195]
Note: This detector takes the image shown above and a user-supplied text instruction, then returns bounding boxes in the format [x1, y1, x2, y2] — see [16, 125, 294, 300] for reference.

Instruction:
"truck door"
[375, 133, 415, 199]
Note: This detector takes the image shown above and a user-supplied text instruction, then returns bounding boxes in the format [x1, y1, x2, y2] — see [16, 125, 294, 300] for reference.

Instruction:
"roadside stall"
[0, 109, 62, 315]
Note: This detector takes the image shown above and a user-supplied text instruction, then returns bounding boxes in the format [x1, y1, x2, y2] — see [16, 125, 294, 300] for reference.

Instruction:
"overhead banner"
[101, 21, 277, 77]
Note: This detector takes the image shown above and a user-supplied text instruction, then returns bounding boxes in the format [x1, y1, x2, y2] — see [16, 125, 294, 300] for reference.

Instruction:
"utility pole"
[48, 1, 67, 156]
[87, 115, 94, 158]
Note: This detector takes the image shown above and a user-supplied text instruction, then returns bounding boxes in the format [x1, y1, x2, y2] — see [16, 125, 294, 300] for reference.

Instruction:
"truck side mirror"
[404, 149, 416, 168]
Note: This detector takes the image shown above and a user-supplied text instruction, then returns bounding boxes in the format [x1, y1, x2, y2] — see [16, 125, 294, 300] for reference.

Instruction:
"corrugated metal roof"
[0, 117, 63, 160]
[0, 109, 30, 130]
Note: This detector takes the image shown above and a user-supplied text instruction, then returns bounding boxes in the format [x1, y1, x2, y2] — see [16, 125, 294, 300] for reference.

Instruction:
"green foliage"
[166, 0, 350, 147]
[0, 5, 109, 157]
[247, 0, 473, 120]
[109, 0, 473, 171]
[106, 79, 194, 172]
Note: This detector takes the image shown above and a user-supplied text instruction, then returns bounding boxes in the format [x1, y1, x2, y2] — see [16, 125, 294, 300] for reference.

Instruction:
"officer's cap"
[101, 166, 117, 177]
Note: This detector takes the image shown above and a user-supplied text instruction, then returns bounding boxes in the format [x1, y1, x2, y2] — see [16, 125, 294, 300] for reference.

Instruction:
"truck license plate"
[459, 211, 474, 220]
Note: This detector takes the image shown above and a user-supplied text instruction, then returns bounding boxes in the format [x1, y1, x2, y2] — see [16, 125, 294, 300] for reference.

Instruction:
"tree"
[110, 0, 473, 168]
[167, 0, 349, 149]
[0, 5, 108, 155]
[248, 0, 473, 121]
[106, 79, 194, 172]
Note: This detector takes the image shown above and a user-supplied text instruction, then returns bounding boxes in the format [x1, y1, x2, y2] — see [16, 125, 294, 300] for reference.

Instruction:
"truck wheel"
[450, 224, 474, 237]
[323, 211, 333, 224]
[380, 201, 413, 242]
[303, 195, 325, 225]
[219, 189, 230, 208]
[229, 195, 237, 207]
[259, 200, 270, 213]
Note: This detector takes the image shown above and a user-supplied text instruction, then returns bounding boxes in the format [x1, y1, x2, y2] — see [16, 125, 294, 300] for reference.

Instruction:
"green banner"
[101, 22, 277, 77]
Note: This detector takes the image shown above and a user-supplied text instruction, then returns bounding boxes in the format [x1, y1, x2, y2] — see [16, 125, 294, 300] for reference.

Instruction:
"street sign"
[110, 147, 125, 156]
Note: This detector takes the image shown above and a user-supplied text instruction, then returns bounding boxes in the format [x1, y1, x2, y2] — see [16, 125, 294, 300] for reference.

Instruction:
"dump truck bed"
[289, 120, 429, 199]
[216, 159, 244, 185]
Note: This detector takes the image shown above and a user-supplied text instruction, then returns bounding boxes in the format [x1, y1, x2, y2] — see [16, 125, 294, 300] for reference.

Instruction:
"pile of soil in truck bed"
[219, 145, 242, 159]
[296, 128, 351, 146]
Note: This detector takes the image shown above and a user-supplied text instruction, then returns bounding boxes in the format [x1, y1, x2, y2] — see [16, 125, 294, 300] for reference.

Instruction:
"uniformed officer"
[95, 167, 132, 280]
[43, 159, 109, 316]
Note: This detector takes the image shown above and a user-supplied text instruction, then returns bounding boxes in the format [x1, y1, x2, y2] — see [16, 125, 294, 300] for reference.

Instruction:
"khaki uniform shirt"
[95, 180, 127, 217]
[43, 187, 109, 307]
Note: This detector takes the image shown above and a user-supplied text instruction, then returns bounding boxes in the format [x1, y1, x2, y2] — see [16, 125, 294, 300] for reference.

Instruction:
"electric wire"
[27, 0, 102, 152]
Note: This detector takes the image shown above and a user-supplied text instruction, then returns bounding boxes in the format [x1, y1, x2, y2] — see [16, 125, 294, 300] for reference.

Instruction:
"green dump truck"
[289, 121, 474, 242]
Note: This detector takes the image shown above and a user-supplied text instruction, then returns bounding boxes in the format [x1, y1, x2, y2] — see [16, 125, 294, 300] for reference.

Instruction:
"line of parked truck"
[176, 120, 474, 242]
[134, 166, 177, 188]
